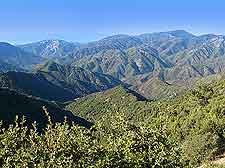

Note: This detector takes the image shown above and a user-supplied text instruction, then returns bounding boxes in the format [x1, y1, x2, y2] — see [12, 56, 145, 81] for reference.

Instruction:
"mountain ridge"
[4, 30, 225, 99]
[0, 61, 123, 102]
[0, 87, 92, 129]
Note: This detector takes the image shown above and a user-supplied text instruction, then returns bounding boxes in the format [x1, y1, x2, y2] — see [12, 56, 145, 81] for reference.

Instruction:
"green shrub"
[67, 81, 225, 167]
[0, 111, 183, 167]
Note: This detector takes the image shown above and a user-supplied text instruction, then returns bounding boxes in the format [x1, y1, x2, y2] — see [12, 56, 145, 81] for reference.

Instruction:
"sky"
[1, 0, 225, 44]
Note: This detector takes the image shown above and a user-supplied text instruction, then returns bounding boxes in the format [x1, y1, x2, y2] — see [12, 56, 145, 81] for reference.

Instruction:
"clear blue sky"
[1, 0, 225, 44]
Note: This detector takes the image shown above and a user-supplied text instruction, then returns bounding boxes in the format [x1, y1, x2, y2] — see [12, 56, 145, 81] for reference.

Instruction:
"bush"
[0, 111, 183, 167]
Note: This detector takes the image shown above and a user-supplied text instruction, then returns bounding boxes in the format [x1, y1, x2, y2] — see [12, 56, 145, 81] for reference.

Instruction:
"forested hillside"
[1, 79, 225, 167]
[66, 79, 225, 167]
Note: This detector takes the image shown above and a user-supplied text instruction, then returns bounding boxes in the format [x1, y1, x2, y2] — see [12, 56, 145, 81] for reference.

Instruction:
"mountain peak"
[0, 42, 17, 49]
[166, 30, 195, 38]
[100, 34, 131, 41]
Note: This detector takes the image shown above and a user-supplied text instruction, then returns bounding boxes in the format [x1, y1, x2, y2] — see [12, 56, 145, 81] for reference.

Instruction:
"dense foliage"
[0, 112, 182, 167]
[67, 81, 225, 167]
[2, 79, 225, 167]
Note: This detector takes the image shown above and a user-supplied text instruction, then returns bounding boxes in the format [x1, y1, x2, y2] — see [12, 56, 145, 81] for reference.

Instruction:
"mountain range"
[1, 30, 225, 99]
[0, 42, 44, 71]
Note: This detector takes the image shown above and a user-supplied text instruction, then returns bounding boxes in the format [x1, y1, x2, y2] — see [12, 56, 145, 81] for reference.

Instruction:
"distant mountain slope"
[73, 45, 170, 79]
[56, 30, 218, 82]
[158, 36, 225, 81]
[0, 61, 123, 102]
[16, 31, 222, 82]
[0, 88, 92, 130]
[172, 35, 225, 65]
[35, 61, 123, 96]
[137, 30, 199, 56]
[12, 30, 225, 100]
[0, 60, 24, 72]
[135, 72, 225, 99]
[0, 42, 44, 71]
[66, 31, 225, 90]
[18, 40, 80, 59]
[0, 71, 76, 102]
[136, 77, 187, 99]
